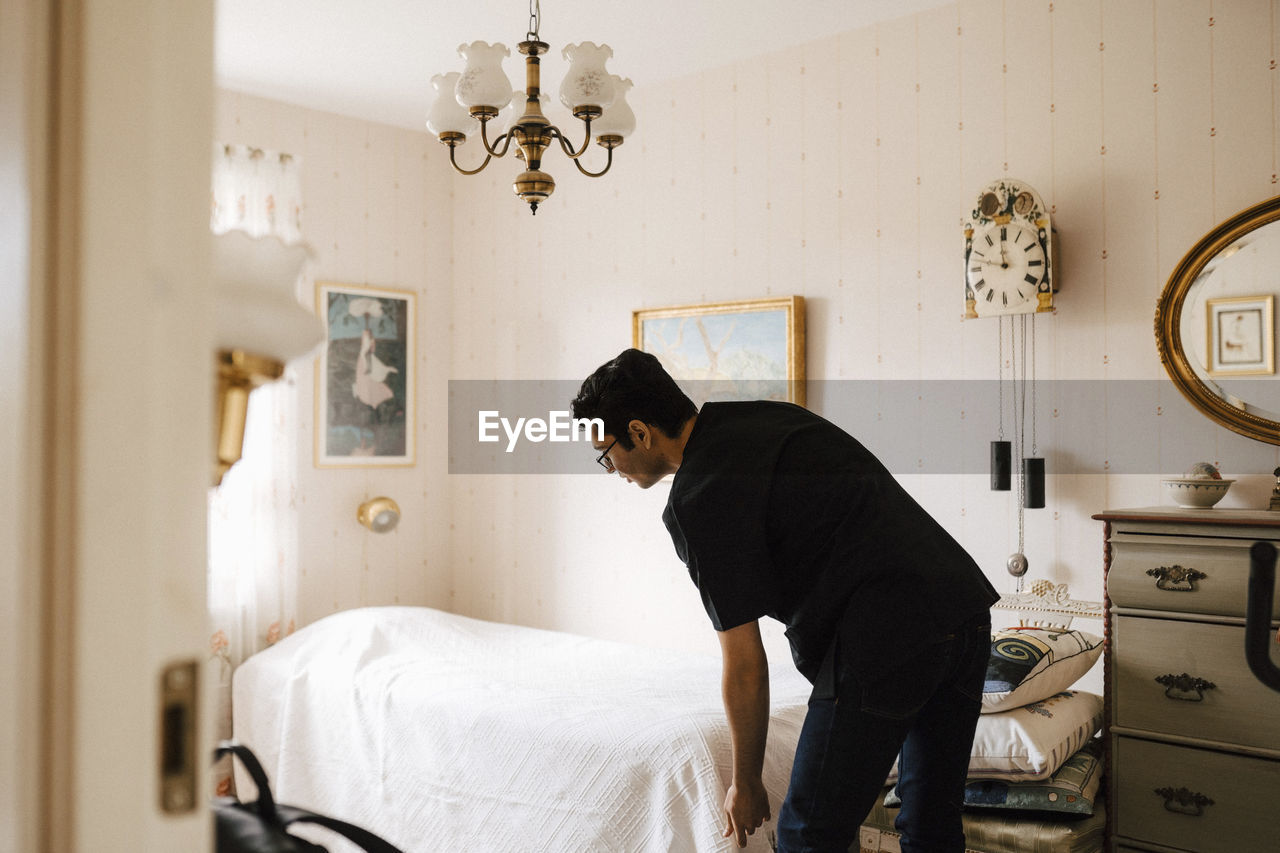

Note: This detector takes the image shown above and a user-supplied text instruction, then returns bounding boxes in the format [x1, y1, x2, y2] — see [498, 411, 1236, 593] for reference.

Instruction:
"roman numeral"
[985, 234, 994, 247]
[1025, 273, 1039, 285]
[1028, 259, 1043, 266]
[1000, 227, 1007, 241]
[1024, 243, 1038, 253]
[986, 290, 996, 302]
[1001, 292, 1009, 306]
[974, 279, 986, 290]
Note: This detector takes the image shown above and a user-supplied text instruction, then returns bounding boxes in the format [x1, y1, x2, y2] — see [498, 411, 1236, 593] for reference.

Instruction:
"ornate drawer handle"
[1154, 786, 1215, 817]
[1155, 672, 1217, 701]
[1147, 565, 1207, 591]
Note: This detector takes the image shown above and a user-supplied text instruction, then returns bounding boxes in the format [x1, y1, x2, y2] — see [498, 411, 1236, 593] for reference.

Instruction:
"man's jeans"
[775, 614, 990, 853]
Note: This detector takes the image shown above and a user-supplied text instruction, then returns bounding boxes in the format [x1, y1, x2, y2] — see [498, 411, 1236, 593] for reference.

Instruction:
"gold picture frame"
[314, 281, 415, 467]
[632, 295, 806, 407]
[1206, 294, 1275, 377]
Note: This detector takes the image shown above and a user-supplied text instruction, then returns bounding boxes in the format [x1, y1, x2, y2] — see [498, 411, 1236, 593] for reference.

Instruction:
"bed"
[231, 606, 814, 853]
[234, 590, 1107, 853]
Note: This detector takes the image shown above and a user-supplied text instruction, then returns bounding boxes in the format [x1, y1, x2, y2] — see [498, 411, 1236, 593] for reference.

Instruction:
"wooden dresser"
[1094, 508, 1280, 853]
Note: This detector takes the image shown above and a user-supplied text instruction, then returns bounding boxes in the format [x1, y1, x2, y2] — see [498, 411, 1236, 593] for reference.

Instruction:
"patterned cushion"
[963, 738, 1103, 814]
[886, 739, 1103, 816]
[983, 627, 1102, 713]
[969, 690, 1103, 780]
[886, 689, 1104, 784]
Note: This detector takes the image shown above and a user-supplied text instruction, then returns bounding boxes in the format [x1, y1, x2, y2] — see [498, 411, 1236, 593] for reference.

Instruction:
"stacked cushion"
[983, 627, 1103, 713]
[967, 689, 1102, 782]
[961, 739, 1103, 815]
[886, 626, 1106, 818]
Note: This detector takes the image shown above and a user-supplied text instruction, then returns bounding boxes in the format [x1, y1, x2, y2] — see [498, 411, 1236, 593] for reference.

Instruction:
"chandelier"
[425, 0, 635, 214]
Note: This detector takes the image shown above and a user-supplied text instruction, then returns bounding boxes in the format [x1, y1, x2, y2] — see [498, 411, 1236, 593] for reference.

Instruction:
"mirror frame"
[1156, 193, 1280, 445]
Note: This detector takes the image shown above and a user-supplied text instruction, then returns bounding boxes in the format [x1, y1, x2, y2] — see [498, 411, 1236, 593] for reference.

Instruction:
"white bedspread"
[232, 606, 813, 853]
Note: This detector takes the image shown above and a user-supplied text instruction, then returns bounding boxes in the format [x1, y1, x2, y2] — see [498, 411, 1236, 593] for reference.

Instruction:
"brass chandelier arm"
[568, 142, 613, 178]
[547, 123, 613, 178]
[550, 120, 594, 161]
[478, 118, 515, 158]
[446, 143, 493, 176]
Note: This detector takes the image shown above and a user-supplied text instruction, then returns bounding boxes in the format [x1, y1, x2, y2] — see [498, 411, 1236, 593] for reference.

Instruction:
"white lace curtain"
[208, 143, 304, 795]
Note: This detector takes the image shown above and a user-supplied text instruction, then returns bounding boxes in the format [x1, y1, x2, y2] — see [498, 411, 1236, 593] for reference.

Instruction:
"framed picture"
[1206, 294, 1275, 376]
[633, 295, 806, 406]
[315, 281, 415, 467]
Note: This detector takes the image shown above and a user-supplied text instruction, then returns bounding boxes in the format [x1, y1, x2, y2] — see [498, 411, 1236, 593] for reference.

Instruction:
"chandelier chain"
[528, 0, 541, 41]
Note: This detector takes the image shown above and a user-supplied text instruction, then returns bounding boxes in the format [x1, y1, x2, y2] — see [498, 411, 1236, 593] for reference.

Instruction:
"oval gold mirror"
[1157, 194, 1280, 445]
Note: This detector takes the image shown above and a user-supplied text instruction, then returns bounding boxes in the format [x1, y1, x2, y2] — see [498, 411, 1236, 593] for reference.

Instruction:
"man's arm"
[717, 620, 772, 848]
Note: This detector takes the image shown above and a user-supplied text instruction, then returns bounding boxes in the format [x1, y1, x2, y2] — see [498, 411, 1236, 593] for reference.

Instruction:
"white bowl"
[1161, 477, 1234, 508]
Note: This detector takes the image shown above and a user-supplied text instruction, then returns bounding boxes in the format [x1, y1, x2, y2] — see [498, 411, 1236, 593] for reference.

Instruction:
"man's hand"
[722, 776, 771, 848]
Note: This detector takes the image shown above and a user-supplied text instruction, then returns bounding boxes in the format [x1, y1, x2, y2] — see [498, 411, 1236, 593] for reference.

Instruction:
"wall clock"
[964, 179, 1057, 586]
[964, 178, 1056, 319]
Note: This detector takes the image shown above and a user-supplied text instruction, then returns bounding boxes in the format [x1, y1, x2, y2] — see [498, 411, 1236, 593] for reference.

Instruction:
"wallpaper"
[446, 0, 1280, 669]
[218, 0, 1280, 683]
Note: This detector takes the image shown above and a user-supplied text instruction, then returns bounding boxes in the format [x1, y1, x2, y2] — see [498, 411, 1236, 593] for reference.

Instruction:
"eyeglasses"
[595, 439, 618, 472]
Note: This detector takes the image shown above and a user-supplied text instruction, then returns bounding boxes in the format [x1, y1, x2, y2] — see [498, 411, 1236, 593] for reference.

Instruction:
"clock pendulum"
[1021, 313, 1045, 511]
[991, 319, 1012, 491]
[1006, 315, 1029, 586]
[1006, 314, 1046, 590]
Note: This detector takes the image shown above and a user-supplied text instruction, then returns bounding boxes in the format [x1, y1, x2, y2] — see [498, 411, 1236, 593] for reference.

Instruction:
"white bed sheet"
[232, 606, 814, 853]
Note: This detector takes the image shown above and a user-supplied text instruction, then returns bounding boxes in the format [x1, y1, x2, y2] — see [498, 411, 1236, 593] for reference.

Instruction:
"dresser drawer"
[1114, 737, 1280, 852]
[1107, 535, 1280, 619]
[1113, 615, 1280, 751]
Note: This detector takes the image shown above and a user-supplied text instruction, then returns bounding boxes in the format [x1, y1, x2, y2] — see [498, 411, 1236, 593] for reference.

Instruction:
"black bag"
[213, 741, 404, 853]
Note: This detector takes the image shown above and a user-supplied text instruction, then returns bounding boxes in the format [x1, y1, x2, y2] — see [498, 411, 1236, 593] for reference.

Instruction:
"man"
[571, 349, 999, 853]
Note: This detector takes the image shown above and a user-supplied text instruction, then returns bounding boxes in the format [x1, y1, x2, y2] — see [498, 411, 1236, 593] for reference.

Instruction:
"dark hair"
[571, 349, 697, 450]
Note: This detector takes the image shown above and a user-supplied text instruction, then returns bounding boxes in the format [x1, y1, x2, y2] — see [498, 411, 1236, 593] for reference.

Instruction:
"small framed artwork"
[315, 281, 415, 467]
[632, 295, 806, 406]
[1206, 294, 1275, 376]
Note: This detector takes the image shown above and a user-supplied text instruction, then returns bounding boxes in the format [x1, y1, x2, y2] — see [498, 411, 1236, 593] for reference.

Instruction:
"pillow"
[968, 690, 1103, 781]
[884, 739, 1103, 816]
[982, 627, 1102, 713]
[887, 690, 1103, 783]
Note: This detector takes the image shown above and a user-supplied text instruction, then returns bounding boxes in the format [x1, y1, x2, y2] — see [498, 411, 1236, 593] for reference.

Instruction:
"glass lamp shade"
[211, 230, 322, 364]
[455, 41, 512, 110]
[593, 76, 635, 139]
[426, 72, 479, 137]
[559, 42, 616, 112]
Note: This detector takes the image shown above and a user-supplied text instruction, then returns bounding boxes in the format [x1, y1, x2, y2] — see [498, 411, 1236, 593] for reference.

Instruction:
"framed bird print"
[315, 281, 415, 467]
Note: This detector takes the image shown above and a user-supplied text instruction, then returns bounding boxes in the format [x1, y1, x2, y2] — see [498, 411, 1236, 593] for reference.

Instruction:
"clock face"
[966, 222, 1048, 317]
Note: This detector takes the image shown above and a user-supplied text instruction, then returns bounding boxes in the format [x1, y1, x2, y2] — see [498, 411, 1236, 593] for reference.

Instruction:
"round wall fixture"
[357, 497, 401, 533]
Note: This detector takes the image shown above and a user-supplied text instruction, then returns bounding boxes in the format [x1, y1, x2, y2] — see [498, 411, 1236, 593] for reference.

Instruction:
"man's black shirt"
[663, 400, 999, 684]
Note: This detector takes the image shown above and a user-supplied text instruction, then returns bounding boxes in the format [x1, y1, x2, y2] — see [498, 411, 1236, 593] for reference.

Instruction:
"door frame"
[3, 1, 216, 849]
[0, 0, 51, 845]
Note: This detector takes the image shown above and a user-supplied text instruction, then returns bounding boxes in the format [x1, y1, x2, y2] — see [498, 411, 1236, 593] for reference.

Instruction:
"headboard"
[991, 579, 1104, 630]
